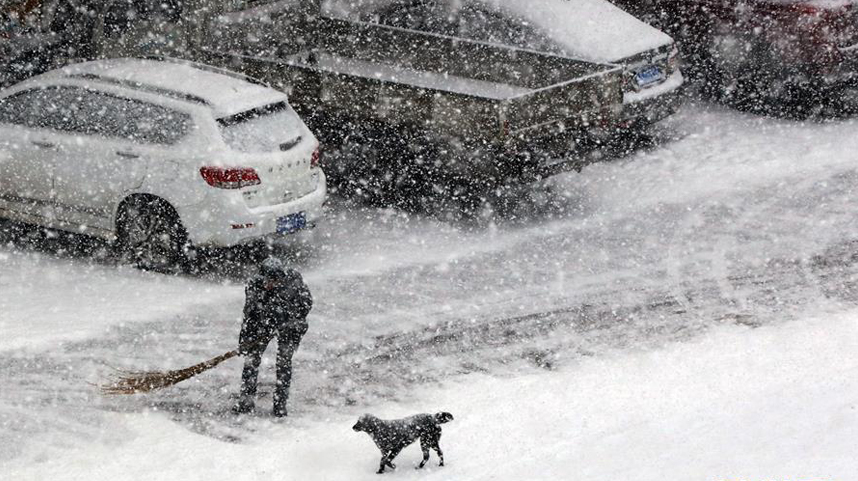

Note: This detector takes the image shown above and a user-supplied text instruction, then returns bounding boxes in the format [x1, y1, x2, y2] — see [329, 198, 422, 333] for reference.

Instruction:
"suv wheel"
[116, 198, 191, 273]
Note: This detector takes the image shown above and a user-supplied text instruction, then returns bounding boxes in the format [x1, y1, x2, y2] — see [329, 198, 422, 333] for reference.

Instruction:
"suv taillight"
[311, 147, 321, 168]
[199, 167, 261, 189]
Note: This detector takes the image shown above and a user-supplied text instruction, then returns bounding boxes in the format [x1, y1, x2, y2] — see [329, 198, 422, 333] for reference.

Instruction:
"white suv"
[0, 58, 326, 270]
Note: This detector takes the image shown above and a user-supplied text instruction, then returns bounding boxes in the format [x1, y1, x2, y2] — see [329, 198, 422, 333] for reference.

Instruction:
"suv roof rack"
[140, 55, 271, 88]
[67, 72, 211, 106]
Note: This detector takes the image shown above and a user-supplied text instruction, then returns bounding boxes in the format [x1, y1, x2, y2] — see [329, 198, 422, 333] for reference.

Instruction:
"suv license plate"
[276, 212, 306, 234]
[635, 66, 665, 88]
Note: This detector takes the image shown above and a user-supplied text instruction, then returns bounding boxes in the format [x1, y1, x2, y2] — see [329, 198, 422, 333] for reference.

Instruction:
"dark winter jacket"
[238, 268, 313, 354]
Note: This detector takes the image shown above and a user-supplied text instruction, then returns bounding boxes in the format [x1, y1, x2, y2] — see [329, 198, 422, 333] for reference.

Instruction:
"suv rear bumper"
[185, 170, 327, 247]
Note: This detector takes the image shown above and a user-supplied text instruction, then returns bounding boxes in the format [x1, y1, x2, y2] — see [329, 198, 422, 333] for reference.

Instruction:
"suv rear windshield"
[217, 101, 303, 153]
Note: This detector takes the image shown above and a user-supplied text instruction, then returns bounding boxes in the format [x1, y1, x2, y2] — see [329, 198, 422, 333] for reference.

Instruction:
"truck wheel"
[702, 29, 779, 114]
[325, 128, 387, 205]
[116, 198, 192, 273]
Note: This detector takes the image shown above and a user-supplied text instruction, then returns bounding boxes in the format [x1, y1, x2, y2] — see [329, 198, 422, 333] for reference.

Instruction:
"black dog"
[352, 412, 454, 474]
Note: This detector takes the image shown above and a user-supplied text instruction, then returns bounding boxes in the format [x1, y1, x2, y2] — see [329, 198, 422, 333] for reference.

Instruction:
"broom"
[100, 349, 240, 395]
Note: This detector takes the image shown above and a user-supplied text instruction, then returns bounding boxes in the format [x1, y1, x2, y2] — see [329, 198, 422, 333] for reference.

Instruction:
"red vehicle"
[612, 0, 858, 115]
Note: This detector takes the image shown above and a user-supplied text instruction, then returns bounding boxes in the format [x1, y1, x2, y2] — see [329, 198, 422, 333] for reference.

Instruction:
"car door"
[0, 88, 66, 220]
[46, 87, 192, 231]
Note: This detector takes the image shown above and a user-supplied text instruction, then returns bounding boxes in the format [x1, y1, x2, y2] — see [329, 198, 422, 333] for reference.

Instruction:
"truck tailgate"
[504, 67, 624, 137]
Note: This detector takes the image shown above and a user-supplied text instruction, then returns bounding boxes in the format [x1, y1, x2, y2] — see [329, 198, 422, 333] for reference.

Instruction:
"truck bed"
[283, 52, 533, 100]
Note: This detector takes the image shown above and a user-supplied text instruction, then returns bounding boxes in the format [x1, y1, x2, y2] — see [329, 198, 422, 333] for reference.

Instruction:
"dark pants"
[238, 323, 307, 415]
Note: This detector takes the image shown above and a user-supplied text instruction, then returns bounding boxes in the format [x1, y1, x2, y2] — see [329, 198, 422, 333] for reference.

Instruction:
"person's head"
[259, 257, 287, 290]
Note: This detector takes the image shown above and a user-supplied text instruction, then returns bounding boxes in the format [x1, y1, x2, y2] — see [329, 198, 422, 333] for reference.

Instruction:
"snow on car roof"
[322, 0, 673, 62]
[51, 58, 287, 118]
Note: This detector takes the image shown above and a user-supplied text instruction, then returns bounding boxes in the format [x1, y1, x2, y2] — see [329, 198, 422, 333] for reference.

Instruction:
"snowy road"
[1, 103, 858, 478]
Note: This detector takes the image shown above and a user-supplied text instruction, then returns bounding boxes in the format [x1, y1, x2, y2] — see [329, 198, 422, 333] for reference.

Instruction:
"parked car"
[0, 58, 326, 271]
[343, 0, 685, 130]
[611, 0, 858, 115]
[203, 0, 625, 203]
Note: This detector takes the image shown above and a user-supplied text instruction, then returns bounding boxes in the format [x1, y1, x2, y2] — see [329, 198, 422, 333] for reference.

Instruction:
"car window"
[456, 5, 562, 54]
[68, 88, 192, 144]
[372, 1, 562, 54]
[217, 101, 303, 153]
[0, 86, 191, 144]
[0, 88, 73, 131]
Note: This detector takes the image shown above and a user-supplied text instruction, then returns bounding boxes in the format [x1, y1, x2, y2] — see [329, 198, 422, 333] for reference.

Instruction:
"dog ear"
[353, 414, 371, 431]
[355, 413, 378, 430]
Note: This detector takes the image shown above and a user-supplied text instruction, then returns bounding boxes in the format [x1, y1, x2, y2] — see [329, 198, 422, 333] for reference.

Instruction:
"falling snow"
[2, 1, 858, 480]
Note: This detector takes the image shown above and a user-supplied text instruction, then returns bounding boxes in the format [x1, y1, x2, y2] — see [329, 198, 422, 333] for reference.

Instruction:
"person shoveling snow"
[233, 257, 313, 417]
[100, 257, 313, 419]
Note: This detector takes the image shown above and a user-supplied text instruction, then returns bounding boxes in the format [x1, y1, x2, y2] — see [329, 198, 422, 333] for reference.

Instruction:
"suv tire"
[116, 197, 192, 273]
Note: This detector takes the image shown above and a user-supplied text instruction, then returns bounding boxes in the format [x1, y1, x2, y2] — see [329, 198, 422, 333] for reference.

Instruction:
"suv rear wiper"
[279, 136, 302, 151]
[217, 101, 289, 127]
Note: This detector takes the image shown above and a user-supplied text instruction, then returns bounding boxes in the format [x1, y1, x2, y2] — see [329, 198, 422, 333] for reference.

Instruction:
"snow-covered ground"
[5, 311, 856, 480]
[0, 251, 238, 352]
[2, 103, 858, 479]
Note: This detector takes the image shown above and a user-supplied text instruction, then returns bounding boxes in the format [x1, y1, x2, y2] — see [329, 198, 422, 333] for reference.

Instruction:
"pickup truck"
[343, 0, 684, 133]
[202, 2, 624, 199]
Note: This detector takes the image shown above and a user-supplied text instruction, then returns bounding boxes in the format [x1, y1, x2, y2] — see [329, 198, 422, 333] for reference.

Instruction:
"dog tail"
[435, 412, 454, 424]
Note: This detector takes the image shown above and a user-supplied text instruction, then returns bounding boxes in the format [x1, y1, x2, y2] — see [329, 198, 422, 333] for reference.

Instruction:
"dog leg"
[434, 445, 444, 466]
[418, 437, 431, 468]
[386, 447, 402, 469]
[378, 447, 400, 473]
[378, 453, 389, 474]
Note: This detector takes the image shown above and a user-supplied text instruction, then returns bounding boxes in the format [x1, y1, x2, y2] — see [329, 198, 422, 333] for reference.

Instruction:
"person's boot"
[272, 385, 288, 417]
[232, 397, 254, 415]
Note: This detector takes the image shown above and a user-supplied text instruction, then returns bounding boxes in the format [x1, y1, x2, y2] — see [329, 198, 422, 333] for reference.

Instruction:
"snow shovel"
[100, 349, 241, 395]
